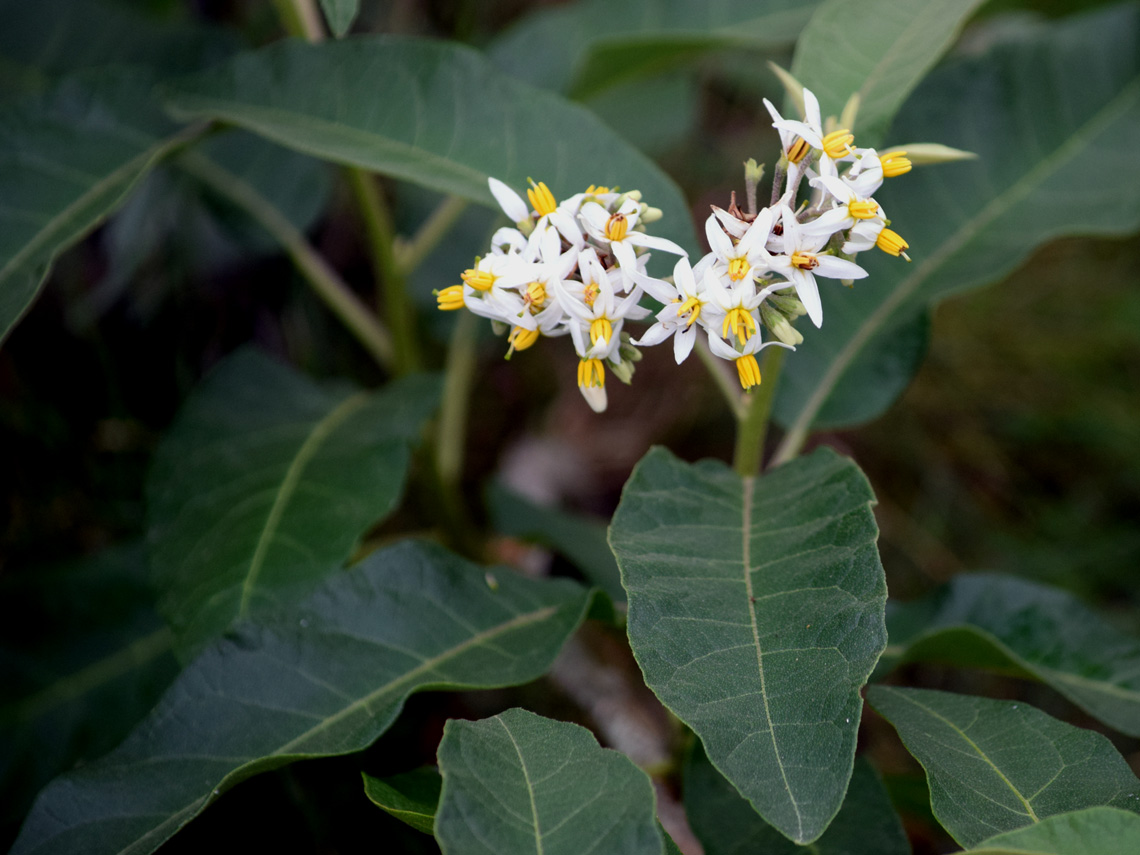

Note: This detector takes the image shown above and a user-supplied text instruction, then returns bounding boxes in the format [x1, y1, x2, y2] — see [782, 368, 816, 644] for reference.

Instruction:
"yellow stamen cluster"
[727, 257, 751, 282]
[509, 326, 540, 353]
[578, 357, 605, 388]
[791, 251, 819, 270]
[848, 200, 879, 220]
[461, 269, 496, 291]
[787, 137, 812, 164]
[590, 317, 613, 346]
[585, 184, 611, 195]
[676, 296, 702, 328]
[583, 282, 600, 307]
[524, 282, 547, 310]
[723, 307, 757, 345]
[876, 228, 910, 259]
[436, 285, 464, 311]
[735, 354, 762, 390]
[605, 213, 629, 242]
[822, 129, 855, 159]
[527, 181, 557, 217]
[880, 150, 912, 178]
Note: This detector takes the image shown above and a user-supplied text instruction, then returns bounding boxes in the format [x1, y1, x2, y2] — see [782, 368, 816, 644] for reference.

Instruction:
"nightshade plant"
[3, 1, 1140, 854]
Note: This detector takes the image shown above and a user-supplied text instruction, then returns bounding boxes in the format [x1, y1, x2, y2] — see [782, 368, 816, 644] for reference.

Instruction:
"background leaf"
[146, 349, 440, 660]
[319, 0, 360, 38]
[435, 708, 664, 855]
[162, 36, 697, 254]
[0, 544, 177, 845]
[867, 686, 1140, 847]
[363, 767, 441, 835]
[791, 0, 986, 146]
[0, 68, 198, 345]
[684, 744, 909, 855]
[962, 807, 1140, 855]
[12, 540, 592, 855]
[881, 573, 1140, 737]
[489, 0, 820, 97]
[775, 4, 1140, 437]
[609, 446, 887, 844]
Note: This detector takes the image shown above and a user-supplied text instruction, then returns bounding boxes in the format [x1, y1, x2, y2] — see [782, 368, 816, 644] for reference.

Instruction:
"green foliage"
[868, 686, 1140, 847]
[963, 807, 1140, 855]
[146, 349, 441, 659]
[435, 708, 664, 855]
[882, 573, 1140, 736]
[776, 3, 1140, 433]
[319, 0, 360, 38]
[11, 541, 593, 855]
[610, 446, 886, 843]
[363, 767, 441, 835]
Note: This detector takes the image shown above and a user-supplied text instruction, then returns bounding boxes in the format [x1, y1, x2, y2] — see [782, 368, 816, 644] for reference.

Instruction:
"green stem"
[272, 0, 325, 40]
[732, 346, 786, 477]
[179, 151, 394, 370]
[695, 338, 746, 420]
[345, 167, 421, 374]
[436, 311, 477, 490]
[397, 195, 469, 275]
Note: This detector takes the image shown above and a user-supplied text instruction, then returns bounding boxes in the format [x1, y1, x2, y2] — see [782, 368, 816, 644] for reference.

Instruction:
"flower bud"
[761, 303, 803, 346]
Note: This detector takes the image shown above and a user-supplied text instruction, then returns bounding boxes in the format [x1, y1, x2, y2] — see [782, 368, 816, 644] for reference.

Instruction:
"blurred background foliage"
[1, 0, 1138, 852]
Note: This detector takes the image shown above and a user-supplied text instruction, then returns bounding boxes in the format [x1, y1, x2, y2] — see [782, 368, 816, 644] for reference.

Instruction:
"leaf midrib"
[499, 716, 546, 855]
[780, 70, 1140, 448]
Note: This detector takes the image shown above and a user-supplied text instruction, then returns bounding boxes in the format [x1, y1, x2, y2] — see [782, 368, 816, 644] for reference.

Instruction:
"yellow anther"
[605, 213, 629, 242]
[461, 268, 496, 291]
[585, 184, 611, 195]
[527, 181, 557, 216]
[822, 129, 855, 159]
[436, 285, 465, 311]
[508, 326, 540, 354]
[583, 282, 600, 308]
[524, 282, 547, 310]
[880, 150, 912, 178]
[676, 296, 702, 328]
[727, 257, 751, 282]
[791, 251, 819, 270]
[848, 199, 879, 220]
[735, 354, 762, 390]
[722, 307, 757, 345]
[577, 357, 605, 388]
[590, 317, 613, 346]
[876, 228, 911, 260]
[787, 137, 812, 164]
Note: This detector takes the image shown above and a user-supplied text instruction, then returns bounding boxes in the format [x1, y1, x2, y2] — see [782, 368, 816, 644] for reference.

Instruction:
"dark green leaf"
[489, 0, 820, 97]
[435, 708, 664, 855]
[791, 0, 986, 146]
[685, 744, 908, 855]
[881, 574, 1140, 737]
[363, 767, 441, 835]
[775, 5, 1140, 436]
[609, 446, 887, 844]
[963, 807, 1140, 855]
[162, 37, 696, 254]
[12, 540, 592, 855]
[319, 0, 360, 38]
[0, 68, 198, 345]
[867, 686, 1140, 847]
[147, 349, 441, 660]
[486, 481, 624, 604]
[0, 544, 178, 834]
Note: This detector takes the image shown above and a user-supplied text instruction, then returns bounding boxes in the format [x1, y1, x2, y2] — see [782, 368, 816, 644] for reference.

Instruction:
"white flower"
[554, 249, 648, 365]
[635, 255, 712, 364]
[579, 199, 687, 290]
[704, 207, 776, 288]
[802, 174, 881, 237]
[766, 88, 854, 173]
[766, 206, 868, 328]
[705, 325, 792, 391]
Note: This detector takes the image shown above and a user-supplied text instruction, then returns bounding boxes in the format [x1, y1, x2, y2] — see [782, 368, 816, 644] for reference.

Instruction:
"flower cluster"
[438, 87, 913, 411]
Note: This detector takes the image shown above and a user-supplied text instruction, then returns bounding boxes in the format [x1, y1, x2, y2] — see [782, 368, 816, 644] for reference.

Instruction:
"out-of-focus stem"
[180, 152, 394, 370]
[732, 346, 786, 477]
[397, 195, 469, 275]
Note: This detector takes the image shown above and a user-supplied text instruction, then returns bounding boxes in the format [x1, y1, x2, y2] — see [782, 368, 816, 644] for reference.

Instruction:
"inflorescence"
[437, 87, 913, 412]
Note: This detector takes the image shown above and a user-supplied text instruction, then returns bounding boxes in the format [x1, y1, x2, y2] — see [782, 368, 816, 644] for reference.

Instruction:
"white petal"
[625, 232, 688, 257]
[580, 383, 607, 413]
[674, 323, 696, 363]
[791, 271, 823, 328]
[813, 256, 868, 280]
[488, 177, 529, 222]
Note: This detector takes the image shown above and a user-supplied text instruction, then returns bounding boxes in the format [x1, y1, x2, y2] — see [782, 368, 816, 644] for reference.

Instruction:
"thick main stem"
[180, 152, 395, 370]
[732, 346, 786, 477]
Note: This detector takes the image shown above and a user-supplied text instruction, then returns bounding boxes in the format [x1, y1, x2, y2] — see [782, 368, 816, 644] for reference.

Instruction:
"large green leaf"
[435, 708, 664, 855]
[146, 349, 441, 660]
[0, 544, 177, 836]
[162, 37, 697, 253]
[609, 446, 887, 844]
[685, 744, 908, 855]
[0, 68, 199, 345]
[363, 767, 441, 835]
[319, 0, 360, 38]
[963, 807, 1140, 855]
[791, 0, 985, 146]
[489, 0, 820, 97]
[881, 574, 1140, 737]
[867, 687, 1140, 848]
[11, 540, 592, 855]
[774, 5, 1140, 439]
